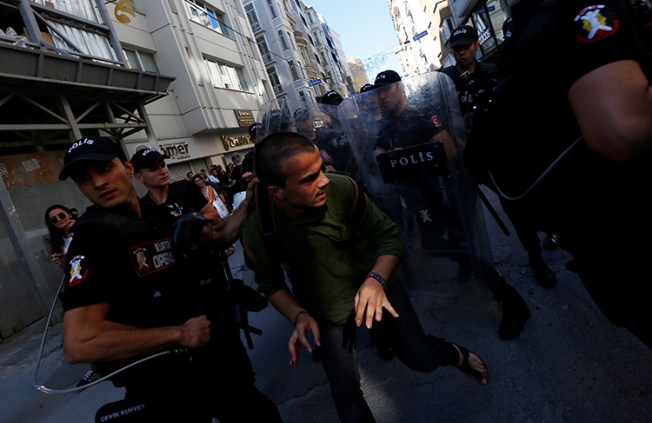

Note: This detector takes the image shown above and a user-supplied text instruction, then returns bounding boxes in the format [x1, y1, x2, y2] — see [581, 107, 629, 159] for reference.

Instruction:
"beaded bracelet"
[366, 271, 386, 288]
[294, 310, 308, 326]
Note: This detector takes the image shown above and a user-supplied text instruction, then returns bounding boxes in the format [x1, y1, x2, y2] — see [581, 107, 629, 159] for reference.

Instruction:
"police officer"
[466, 0, 652, 348]
[442, 24, 558, 289]
[58, 136, 282, 422]
[441, 25, 496, 130]
[242, 122, 262, 176]
[132, 147, 219, 221]
[371, 69, 532, 340]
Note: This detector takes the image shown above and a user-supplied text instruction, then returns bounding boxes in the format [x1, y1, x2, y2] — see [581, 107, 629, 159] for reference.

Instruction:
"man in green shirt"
[241, 132, 488, 422]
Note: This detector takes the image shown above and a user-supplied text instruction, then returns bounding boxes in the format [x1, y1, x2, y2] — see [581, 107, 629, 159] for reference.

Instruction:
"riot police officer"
[58, 136, 282, 422]
[466, 0, 652, 348]
[441, 24, 558, 289]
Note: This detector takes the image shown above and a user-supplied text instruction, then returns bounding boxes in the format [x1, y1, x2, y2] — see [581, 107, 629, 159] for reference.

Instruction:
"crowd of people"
[43, 1, 650, 421]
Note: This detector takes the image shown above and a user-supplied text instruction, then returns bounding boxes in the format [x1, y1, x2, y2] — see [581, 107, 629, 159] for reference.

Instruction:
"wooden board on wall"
[0, 151, 64, 189]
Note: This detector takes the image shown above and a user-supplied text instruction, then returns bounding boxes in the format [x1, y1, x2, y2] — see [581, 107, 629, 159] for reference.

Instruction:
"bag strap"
[255, 182, 276, 243]
[343, 175, 367, 226]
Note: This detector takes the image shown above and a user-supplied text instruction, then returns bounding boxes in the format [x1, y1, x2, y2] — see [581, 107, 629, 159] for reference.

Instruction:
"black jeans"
[319, 281, 459, 423]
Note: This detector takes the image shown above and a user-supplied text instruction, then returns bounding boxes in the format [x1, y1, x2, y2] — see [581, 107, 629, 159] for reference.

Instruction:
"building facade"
[0, 0, 273, 338]
[243, 0, 352, 111]
[113, 0, 275, 180]
[389, 0, 512, 72]
[390, 0, 444, 75]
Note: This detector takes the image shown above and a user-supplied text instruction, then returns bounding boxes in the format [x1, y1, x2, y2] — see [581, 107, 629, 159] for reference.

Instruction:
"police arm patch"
[68, 255, 89, 286]
[575, 5, 620, 43]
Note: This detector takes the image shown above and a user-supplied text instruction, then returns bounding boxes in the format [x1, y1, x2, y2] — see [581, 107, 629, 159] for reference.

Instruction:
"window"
[288, 60, 299, 81]
[204, 57, 247, 91]
[123, 48, 159, 72]
[267, 0, 277, 19]
[256, 35, 274, 63]
[185, 0, 232, 38]
[245, 3, 260, 32]
[286, 31, 294, 49]
[266, 65, 283, 95]
[277, 30, 289, 50]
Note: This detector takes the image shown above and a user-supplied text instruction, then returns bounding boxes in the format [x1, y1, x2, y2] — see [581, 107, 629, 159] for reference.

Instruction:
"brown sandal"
[451, 342, 489, 385]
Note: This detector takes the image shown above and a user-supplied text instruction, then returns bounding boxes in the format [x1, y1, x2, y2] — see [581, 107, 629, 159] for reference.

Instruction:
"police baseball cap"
[265, 109, 294, 132]
[248, 122, 262, 138]
[130, 147, 170, 172]
[450, 25, 479, 48]
[321, 90, 343, 106]
[360, 83, 376, 93]
[293, 108, 312, 121]
[59, 136, 126, 180]
[374, 70, 402, 88]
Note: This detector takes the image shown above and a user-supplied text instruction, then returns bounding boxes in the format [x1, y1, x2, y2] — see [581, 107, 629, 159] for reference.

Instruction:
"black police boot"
[494, 272, 531, 340]
[529, 254, 557, 289]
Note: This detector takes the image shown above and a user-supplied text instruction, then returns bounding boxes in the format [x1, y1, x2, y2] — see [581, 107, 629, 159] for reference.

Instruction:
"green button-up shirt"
[242, 173, 404, 325]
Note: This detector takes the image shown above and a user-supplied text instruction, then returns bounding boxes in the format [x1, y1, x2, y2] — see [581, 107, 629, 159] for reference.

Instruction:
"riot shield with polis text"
[338, 71, 492, 285]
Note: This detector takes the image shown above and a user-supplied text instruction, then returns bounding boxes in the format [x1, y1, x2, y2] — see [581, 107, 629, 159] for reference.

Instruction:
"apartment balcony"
[0, 42, 175, 144]
[293, 30, 308, 47]
[0, 43, 174, 100]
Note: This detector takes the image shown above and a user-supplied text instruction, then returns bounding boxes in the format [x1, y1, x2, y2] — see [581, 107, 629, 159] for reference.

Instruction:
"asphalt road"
[1, 188, 651, 423]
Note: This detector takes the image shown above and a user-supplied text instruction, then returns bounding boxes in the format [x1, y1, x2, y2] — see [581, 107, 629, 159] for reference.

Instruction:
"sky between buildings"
[305, 0, 403, 81]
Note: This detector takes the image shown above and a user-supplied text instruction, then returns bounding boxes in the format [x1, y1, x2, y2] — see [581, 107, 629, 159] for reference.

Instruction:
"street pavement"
[1, 188, 651, 423]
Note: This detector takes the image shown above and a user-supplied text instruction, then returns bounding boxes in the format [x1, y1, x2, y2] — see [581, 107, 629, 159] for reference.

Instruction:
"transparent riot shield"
[338, 71, 493, 286]
[255, 100, 296, 140]
[314, 101, 352, 173]
[256, 97, 354, 176]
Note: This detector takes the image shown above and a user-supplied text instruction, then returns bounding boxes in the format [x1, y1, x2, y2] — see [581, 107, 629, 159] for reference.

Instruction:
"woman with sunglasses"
[44, 204, 76, 267]
[44, 204, 100, 387]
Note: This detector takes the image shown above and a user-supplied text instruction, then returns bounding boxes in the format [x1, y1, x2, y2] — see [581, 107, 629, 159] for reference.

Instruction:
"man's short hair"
[255, 132, 316, 188]
[59, 136, 126, 180]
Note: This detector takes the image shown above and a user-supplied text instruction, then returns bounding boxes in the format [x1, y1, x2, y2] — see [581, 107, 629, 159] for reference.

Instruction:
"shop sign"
[113, 0, 137, 24]
[221, 134, 252, 151]
[234, 110, 255, 127]
[160, 142, 190, 159]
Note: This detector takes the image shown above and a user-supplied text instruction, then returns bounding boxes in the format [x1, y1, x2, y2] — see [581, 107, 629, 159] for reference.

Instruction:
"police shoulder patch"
[574, 4, 620, 43]
[68, 255, 89, 286]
